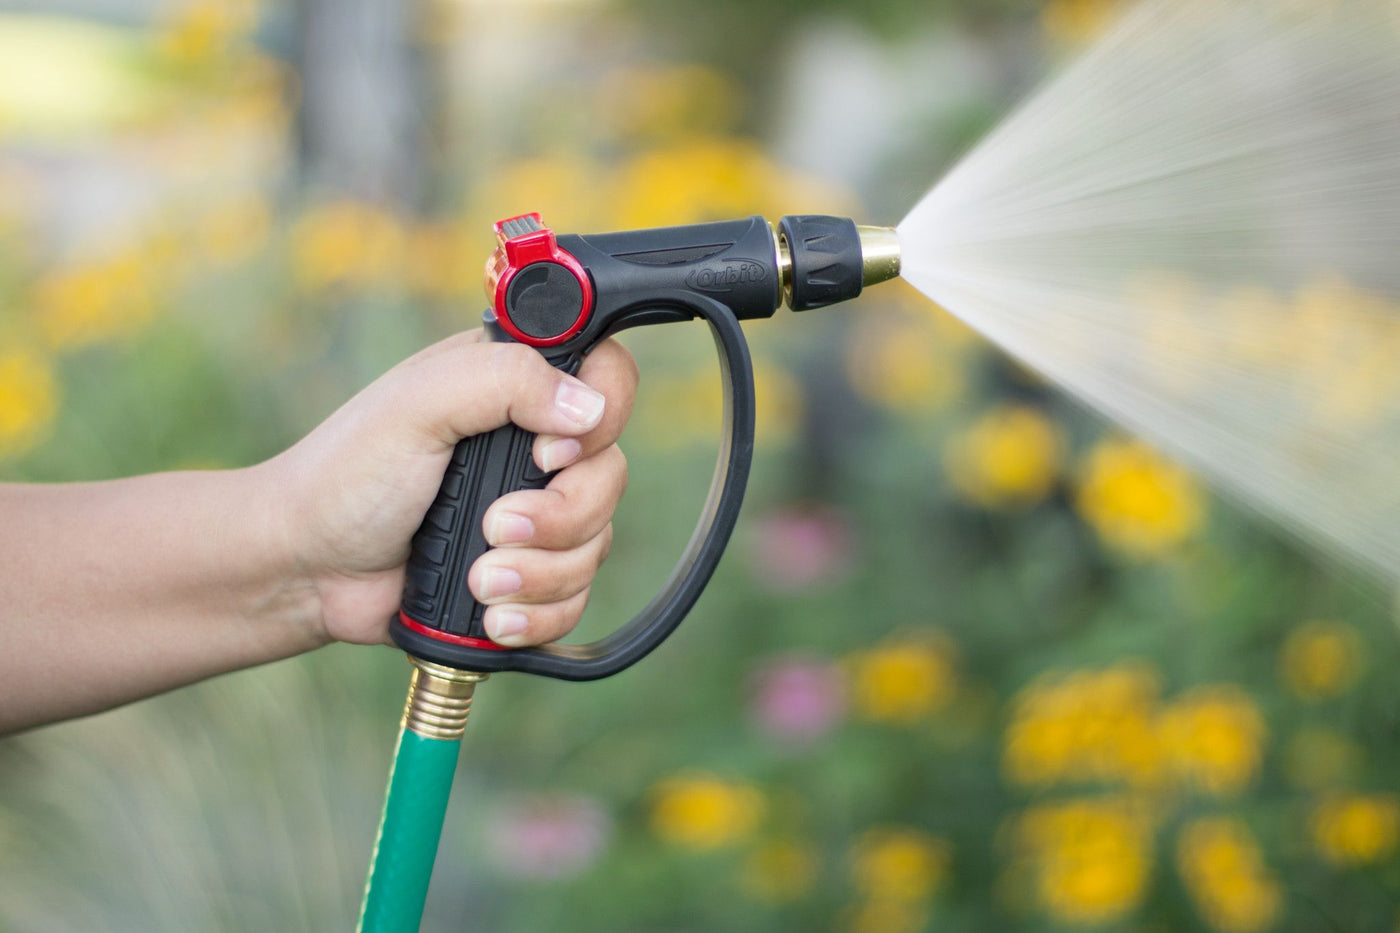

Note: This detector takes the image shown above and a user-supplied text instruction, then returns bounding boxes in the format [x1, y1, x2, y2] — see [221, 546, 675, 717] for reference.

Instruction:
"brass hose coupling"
[401, 657, 489, 741]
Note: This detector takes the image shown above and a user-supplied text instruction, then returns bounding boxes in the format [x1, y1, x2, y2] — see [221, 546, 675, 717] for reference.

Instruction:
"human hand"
[269, 330, 637, 649]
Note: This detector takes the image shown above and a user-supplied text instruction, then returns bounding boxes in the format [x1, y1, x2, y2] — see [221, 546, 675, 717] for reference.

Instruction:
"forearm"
[0, 466, 325, 732]
[0, 333, 635, 732]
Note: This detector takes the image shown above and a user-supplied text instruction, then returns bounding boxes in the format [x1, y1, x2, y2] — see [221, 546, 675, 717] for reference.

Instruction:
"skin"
[0, 330, 637, 733]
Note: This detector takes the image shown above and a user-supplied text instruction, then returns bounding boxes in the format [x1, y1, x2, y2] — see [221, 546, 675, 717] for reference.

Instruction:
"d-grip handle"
[391, 293, 755, 680]
[395, 420, 558, 643]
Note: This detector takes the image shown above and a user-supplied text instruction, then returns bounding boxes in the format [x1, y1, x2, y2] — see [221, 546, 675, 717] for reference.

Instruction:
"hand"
[270, 330, 637, 649]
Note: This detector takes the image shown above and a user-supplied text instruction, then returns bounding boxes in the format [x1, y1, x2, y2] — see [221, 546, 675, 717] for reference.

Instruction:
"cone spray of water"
[899, 0, 1400, 579]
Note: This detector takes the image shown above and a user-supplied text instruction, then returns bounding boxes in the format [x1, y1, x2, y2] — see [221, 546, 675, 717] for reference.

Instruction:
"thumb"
[392, 333, 605, 447]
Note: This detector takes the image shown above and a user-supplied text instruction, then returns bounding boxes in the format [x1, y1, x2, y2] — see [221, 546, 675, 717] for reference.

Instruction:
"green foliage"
[2, 2, 1399, 931]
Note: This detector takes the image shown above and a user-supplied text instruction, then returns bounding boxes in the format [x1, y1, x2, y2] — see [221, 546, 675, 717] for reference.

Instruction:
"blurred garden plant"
[3, 1, 1400, 932]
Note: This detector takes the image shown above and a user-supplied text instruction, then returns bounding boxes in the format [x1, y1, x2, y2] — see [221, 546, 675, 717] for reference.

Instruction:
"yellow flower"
[1012, 797, 1152, 924]
[0, 349, 58, 459]
[1003, 663, 1163, 788]
[743, 839, 819, 903]
[650, 773, 763, 851]
[34, 249, 159, 349]
[1176, 817, 1282, 933]
[1311, 794, 1400, 866]
[291, 201, 405, 292]
[467, 154, 603, 238]
[598, 64, 742, 143]
[608, 138, 854, 231]
[1076, 437, 1206, 559]
[945, 405, 1062, 510]
[845, 311, 964, 414]
[1157, 685, 1266, 797]
[610, 139, 775, 229]
[849, 636, 957, 724]
[1042, 0, 1122, 45]
[850, 827, 951, 902]
[156, 0, 259, 70]
[1004, 669, 1267, 798]
[1279, 620, 1363, 701]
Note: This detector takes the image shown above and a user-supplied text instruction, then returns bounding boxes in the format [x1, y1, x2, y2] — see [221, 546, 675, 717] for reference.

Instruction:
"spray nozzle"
[481, 213, 902, 348]
[776, 215, 901, 311]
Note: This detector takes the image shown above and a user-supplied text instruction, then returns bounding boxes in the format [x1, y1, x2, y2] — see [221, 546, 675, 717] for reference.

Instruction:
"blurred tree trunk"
[295, 0, 428, 207]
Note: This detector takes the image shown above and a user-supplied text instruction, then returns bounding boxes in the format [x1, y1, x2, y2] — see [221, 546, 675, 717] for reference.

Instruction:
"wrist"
[239, 458, 334, 651]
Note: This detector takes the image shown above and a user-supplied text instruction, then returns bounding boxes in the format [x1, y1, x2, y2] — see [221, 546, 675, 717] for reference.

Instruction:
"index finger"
[533, 338, 639, 465]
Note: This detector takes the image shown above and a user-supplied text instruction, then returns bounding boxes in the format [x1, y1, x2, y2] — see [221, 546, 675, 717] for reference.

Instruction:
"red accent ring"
[397, 611, 509, 651]
[491, 234, 594, 348]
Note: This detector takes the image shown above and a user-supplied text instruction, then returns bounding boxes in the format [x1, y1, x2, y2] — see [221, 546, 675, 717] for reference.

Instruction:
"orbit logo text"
[686, 260, 768, 293]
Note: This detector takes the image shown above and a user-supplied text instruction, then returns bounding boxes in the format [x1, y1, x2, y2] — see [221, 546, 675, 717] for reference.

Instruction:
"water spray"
[358, 214, 900, 930]
[900, 0, 1400, 580]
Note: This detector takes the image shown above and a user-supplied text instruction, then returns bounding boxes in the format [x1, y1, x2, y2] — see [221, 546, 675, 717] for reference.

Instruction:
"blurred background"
[1, 0, 1398, 930]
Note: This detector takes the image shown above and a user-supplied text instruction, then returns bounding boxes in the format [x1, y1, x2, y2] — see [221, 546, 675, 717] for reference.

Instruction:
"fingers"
[482, 445, 628, 550]
[533, 338, 639, 467]
[469, 440, 630, 648]
[481, 589, 592, 650]
[407, 333, 639, 649]
[468, 525, 614, 647]
[389, 333, 612, 449]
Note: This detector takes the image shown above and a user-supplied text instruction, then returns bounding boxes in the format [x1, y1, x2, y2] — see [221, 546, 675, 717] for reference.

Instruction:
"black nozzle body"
[490, 214, 885, 365]
[778, 215, 864, 311]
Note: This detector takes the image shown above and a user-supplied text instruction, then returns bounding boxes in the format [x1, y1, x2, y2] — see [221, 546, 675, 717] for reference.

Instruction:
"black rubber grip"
[392, 290, 756, 680]
[400, 422, 557, 639]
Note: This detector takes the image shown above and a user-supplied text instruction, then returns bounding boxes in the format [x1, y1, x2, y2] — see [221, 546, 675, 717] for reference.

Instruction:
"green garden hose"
[357, 659, 487, 933]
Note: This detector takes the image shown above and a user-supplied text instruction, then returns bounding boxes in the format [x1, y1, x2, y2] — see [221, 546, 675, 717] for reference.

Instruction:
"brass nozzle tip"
[857, 225, 901, 288]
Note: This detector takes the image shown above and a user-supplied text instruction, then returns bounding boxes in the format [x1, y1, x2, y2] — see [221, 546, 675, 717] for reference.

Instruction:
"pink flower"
[487, 794, 612, 880]
[749, 655, 847, 745]
[748, 504, 856, 592]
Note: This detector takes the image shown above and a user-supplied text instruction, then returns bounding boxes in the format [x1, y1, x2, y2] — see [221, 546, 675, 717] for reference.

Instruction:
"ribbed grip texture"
[778, 215, 863, 311]
[401, 424, 554, 639]
[356, 729, 461, 933]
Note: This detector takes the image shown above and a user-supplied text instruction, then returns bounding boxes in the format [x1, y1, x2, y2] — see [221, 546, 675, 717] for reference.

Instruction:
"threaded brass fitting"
[401, 657, 488, 741]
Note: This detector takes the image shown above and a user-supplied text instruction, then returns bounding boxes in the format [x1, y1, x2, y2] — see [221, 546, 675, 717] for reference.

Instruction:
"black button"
[507, 262, 584, 339]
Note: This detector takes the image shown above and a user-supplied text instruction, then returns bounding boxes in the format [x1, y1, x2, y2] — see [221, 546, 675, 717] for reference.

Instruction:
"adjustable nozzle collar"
[777, 215, 901, 312]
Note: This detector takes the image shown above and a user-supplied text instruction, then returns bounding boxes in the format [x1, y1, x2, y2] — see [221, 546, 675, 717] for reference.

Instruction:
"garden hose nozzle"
[360, 213, 900, 933]
[391, 213, 901, 679]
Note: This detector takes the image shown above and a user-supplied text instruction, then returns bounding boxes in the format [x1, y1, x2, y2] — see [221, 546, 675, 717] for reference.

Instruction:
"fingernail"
[489, 511, 534, 545]
[539, 437, 583, 472]
[486, 609, 529, 645]
[555, 379, 605, 428]
[478, 565, 522, 600]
